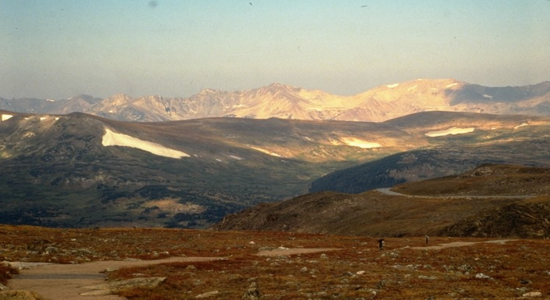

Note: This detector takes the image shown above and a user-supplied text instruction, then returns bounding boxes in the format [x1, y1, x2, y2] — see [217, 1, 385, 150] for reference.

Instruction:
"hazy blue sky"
[1, 0, 549, 99]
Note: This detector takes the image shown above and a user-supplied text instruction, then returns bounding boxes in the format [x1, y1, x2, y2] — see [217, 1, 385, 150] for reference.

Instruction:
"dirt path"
[7, 256, 221, 300]
[256, 247, 342, 257]
[408, 239, 517, 250]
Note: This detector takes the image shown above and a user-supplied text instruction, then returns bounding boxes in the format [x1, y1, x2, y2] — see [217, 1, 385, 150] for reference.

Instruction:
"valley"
[3, 103, 550, 229]
[2, 108, 550, 229]
[0, 112, 401, 228]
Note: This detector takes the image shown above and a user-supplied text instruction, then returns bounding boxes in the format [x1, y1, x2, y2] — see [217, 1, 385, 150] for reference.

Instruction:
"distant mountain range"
[2, 79, 550, 122]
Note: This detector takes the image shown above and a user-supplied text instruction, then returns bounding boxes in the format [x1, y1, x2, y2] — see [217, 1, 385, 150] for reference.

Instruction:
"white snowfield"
[1, 114, 60, 122]
[102, 128, 189, 159]
[446, 83, 458, 88]
[341, 137, 382, 149]
[1, 114, 13, 121]
[250, 146, 283, 157]
[514, 123, 528, 129]
[425, 127, 475, 137]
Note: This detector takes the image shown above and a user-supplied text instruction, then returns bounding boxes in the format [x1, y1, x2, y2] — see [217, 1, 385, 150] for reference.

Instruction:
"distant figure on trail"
[378, 238, 384, 250]
[425, 235, 430, 244]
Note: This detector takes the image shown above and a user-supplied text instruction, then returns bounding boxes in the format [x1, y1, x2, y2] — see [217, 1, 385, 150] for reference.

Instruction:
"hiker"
[425, 235, 429, 244]
[378, 238, 384, 250]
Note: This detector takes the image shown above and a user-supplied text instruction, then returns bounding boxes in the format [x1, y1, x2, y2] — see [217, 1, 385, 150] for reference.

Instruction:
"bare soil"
[7, 257, 220, 300]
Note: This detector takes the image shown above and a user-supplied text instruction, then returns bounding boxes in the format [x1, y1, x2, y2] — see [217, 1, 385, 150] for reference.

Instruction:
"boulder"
[242, 282, 261, 300]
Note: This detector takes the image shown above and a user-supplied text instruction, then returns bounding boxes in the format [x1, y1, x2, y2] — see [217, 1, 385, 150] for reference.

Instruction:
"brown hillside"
[214, 165, 550, 239]
[392, 164, 550, 196]
[214, 190, 526, 237]
[440, 196, 550, 238]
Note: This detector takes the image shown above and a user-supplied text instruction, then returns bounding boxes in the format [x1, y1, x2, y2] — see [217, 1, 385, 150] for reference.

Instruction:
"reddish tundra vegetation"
[1, 225, 550, 299]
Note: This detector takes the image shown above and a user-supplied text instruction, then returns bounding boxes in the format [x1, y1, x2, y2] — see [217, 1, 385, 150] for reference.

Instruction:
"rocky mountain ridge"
[2, 79, 550, 122]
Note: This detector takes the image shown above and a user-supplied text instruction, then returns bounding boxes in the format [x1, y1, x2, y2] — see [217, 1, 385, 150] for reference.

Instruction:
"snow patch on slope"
[1, 114, 13, 121]
[250, 146, 283, 157]
[425, 127, 475, 137]
[386, 83, 399, 88]
[514, 123, 528, 130]
[341, 137, 382, 149]
[102, 128, 189, 159]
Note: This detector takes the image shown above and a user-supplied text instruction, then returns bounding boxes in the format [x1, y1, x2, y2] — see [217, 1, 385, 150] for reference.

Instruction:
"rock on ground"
[0, 290, 49, 300]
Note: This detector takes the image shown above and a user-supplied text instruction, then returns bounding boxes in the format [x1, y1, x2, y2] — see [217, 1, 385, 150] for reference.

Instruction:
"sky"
[1, 0, 549, 99]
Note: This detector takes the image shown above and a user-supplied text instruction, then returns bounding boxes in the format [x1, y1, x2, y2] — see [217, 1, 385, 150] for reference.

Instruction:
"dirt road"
[376, 188, 532, 199]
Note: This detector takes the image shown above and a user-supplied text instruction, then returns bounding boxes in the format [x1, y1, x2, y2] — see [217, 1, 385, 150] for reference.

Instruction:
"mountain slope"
[0, 111, 415, 228]
[2, 79, 550, 122]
